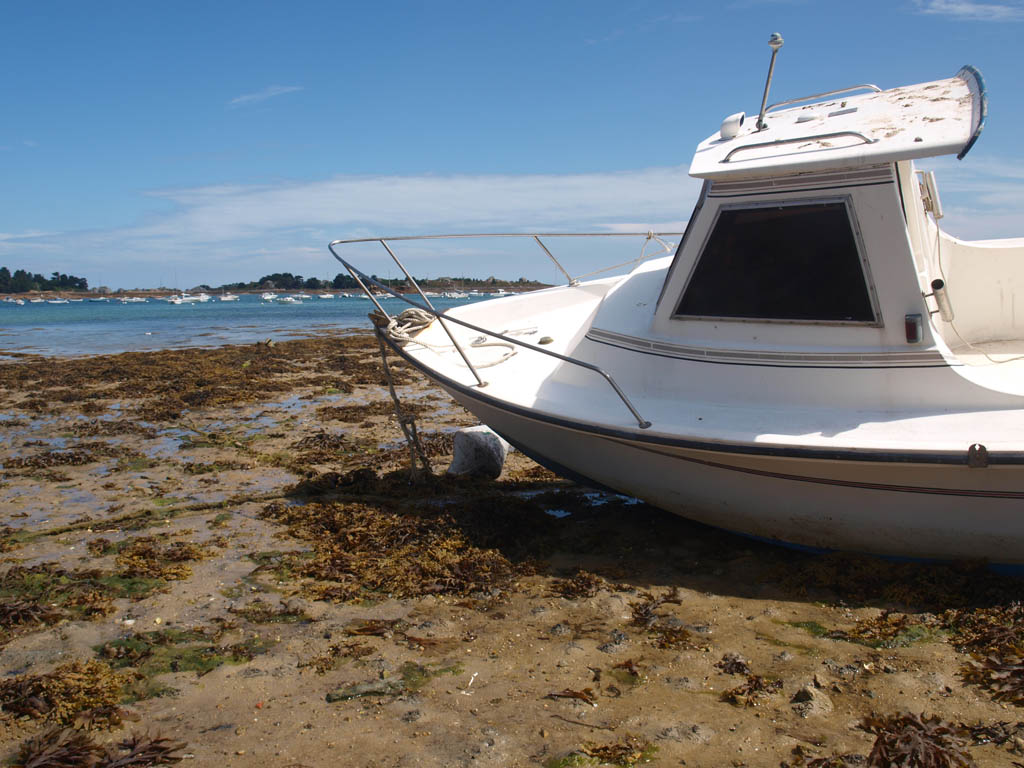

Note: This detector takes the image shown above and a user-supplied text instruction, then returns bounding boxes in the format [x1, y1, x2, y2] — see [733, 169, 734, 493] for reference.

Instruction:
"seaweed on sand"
[70, 420, 158, 439]
[4, 449, 104, 470]
[714, 653, 751, 675]
[859, 712, 975, 768]
[552, 570, 607, 600]
[229, 599, 311, 624]
[960, 647, 1024, 705]
[299, 642, 374, 674]
[259, 497, 541, 601]
[0, 659, 129, 725]
[325, 661, 462, 702]
[827, 610, 940, 649]
[780, 745, 863, 767]
[317, 399, 430, 424]
[0, 563, 165, 622]
[720, 674, 783, 707]
[0, 598, 61, 628]
[628, 588, 682, 629]
[547, 735, 656, 767]
[625, 588, 706, 651]
[96, 626, 271, 679]
[14, 727, 186, 768]
[0, 334, 392, 424]
[1, 525, 23, 553]
[14, 726, 107, 768]
[938, 604, 1024, 705]
[113, 536, 211, 581]
[778, 553, 1020, 611]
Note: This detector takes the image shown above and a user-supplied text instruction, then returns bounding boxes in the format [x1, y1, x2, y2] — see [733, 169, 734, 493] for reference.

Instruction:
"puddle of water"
[545, 509, 572, 519]
[58, 487, 101, 506]
[141, 436, 186, 460]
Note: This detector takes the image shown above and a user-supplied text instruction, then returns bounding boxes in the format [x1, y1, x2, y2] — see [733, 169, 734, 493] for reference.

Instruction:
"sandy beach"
[1, 331, 1023, 767]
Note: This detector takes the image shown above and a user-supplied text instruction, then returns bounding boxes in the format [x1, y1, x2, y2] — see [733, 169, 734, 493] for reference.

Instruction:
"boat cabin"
[630, 67, 1024, 395]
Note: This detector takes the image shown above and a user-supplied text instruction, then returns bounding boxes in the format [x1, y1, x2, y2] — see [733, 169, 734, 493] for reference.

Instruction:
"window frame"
[671, 195, 883, 327]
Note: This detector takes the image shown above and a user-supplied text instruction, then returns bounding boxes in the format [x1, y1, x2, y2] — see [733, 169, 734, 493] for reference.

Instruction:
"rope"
[375, 330, 432, 479]
[375, 307, 519, 369]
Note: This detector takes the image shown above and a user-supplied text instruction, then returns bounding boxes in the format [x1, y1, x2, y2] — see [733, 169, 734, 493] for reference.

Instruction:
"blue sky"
[1, 0, 1022, 289]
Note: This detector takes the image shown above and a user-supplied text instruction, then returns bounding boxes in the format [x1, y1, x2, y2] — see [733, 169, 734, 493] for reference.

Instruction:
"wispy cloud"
[912, 0, 1024, 21]
[0, 167, 701, 288]
[227, 85, 304, 108]
[6, 157, 1020, 289]
[916, 154, 1024, 239]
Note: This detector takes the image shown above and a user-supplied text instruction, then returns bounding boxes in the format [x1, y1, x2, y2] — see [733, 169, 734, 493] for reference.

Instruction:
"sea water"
[0, 294, 489, 357]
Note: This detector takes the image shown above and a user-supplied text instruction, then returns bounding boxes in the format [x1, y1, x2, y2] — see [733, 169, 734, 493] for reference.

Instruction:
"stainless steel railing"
[721, 130, 877, 163]
[766, 84, 882, 114]
[328, 232, 682, 429]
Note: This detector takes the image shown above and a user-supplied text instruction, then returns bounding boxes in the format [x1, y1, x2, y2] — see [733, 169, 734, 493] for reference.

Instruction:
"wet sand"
[1, 331, 1023, 767]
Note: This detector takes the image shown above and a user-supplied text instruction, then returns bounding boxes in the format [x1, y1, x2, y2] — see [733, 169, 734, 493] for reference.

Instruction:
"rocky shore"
[1, 332, 1022, 767]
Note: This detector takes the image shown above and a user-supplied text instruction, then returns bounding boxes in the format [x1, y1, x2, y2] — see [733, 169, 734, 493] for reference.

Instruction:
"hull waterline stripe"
[614, 438, 1024, 499]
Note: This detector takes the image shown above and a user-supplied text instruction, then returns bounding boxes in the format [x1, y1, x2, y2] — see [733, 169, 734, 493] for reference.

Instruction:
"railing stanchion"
[346, 265, 390, 319]
[379, 239, 487, 388]
[533, 236, 578, 286]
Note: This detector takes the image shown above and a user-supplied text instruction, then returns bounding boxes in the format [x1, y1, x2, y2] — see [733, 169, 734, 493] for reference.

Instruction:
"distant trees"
[332, 273, 360, 290]
[0, 267, 88, 293]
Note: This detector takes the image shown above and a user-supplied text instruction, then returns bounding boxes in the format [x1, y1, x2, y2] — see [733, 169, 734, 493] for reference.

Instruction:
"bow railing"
[327, 232, 682, 429]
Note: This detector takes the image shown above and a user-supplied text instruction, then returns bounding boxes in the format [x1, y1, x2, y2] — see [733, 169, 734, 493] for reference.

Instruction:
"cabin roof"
[689, 66, 986, 181]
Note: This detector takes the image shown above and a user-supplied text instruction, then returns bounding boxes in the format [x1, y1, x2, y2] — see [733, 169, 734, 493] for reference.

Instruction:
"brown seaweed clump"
[942, 604, 1024, 705]
[0, 563, 165, 623]
[0, 333, 394, 426]
[828, 610, 937, 649]
[15, 727, 186, 768]
[552, 569, 607, 600]
[1, 525, 23, 553]
[859, 712, 975, 768]
[114, 536, 211, 581]
[563, 735, 657, 767]
[960, 647, 1024, 706]
[781, 745, 863, 767]
[720, 675, 783, 707]
[260, 499, 533, 601]
[714, 653, 751, 675]
[0, 659, 129, 725]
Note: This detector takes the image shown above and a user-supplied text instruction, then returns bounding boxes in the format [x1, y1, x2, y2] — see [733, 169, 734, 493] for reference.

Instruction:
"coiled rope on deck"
[372, 307, 518, 369]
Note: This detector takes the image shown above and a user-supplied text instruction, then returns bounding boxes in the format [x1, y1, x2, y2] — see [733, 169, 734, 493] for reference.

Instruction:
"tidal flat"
[1, 332, 1023, 767]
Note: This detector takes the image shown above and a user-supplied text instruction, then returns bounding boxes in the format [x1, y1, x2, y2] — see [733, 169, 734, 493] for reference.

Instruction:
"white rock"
[447, 426, 511, 479]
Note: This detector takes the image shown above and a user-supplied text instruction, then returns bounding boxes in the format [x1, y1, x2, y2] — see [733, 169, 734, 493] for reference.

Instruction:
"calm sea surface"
[0, 294, 487, 358]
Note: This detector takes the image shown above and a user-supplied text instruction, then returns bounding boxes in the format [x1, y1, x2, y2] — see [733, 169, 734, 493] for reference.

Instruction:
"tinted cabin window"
[675, 202, 875, 322]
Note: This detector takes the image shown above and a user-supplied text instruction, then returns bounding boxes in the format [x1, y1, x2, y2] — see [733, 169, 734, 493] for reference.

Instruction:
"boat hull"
[436, 383, 1023, 563]
[369, 309, 1023, 565]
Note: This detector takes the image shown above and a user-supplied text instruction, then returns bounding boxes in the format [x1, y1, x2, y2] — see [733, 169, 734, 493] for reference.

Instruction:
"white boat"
[276, 295, 301, 304]
[260, 292, 277, 301]
[28, 298, 44, 304]
[46, 298, 69, 304]
[168, 292, 213, 304]
[119, 296, 148, 304]
[219, 293, 240, 301]
[319, 293, 335, 299]
[293, 292, 313, 300]
[330, 42, 1024, 565]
